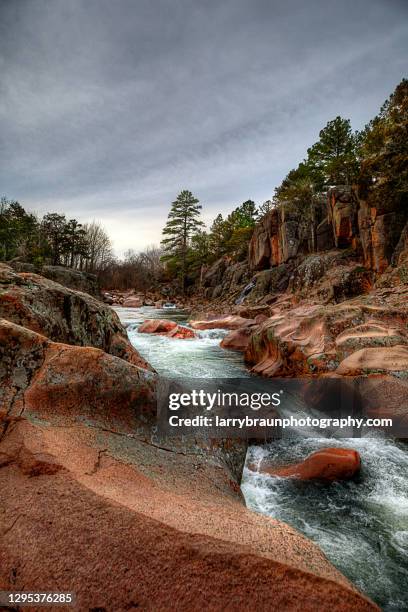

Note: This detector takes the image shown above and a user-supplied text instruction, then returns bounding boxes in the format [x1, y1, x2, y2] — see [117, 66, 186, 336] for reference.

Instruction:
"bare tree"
[82, 221, 114, 272]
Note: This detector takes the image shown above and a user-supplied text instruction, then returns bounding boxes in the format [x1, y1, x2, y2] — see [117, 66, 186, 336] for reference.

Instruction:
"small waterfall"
[235, 279, 256, 304]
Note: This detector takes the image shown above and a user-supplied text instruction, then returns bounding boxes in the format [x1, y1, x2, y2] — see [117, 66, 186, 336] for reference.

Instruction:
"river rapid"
[116, 305, 408, 611]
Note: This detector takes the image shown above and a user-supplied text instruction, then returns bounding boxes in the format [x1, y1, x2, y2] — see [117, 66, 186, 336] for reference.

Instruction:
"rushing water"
[116, 306, 408, 610]
[118, 306, 249, 378]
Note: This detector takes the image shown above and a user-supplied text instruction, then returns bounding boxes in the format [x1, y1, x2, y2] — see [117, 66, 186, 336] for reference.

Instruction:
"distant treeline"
[0, 203, 113, 273]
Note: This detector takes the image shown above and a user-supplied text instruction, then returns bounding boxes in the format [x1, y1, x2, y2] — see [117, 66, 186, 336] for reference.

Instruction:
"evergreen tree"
[306, 116, 358, 187]
[208, 214, 228, 259]
[64, 219, 88, 268]
[358, 78, 408, 210]
[160, 190, 204, 293]
[0, 198, 38, 261]
[40, 213, 68, 265]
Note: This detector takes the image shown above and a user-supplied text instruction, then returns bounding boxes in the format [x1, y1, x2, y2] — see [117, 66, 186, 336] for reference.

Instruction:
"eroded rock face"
[336, 345, 408, 376]
[289, 251, 373, 303]
[220, 327, 254, 351]
[203, 258, 250, 300]
[327, 187, 358, 249]
[0, 264, 149, 369]
[358, 199, 407, 274]
[0, 320, 378, 611]
[248, 208, 309, 271]
[244, 297, 408, 377]
[249, 448, 361, 482]
[249, 208, 281, 270]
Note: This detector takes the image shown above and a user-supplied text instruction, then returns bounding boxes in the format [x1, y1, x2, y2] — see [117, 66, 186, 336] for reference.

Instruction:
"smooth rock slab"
[249, 448, 361, 482]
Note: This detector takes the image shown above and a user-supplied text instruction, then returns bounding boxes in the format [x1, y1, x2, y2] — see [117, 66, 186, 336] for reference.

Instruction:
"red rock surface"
[139, 319, 178, 333]
[167, 325, 196, 339]
[138, 319, 196, 338]
[250, 448, 361, 482]
[0, 319, 377, 611]
[245, 297, 408, 377]
[336, 345, 408, 376]
[220, 326, 254, 351]
[190, 315, 255, 330]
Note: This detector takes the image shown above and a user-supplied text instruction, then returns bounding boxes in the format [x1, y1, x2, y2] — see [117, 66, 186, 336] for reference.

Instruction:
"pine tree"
[161, 190, 204, 293]
[307, 116, 358, 187]
[358, 78, 408, 210]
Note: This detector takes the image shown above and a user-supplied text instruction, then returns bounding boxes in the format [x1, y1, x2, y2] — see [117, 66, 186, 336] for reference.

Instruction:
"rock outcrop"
[327, 187, 359, 249]
[0, 263, 149, 369]
[248, 186, 407, 279]
[244, 292, 408, 377]
[249, 448, 361, 482]
[0, 319, 377, 610]
[203, 258, 250, 300]
[336, 345, 408, 376]
[248, 208, 281, 270]
[8, 261, 100, 296]
[220, 326, 254, 351]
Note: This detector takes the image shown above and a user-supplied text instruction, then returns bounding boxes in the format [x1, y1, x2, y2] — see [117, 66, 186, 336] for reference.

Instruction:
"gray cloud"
[1, 0, 407, 254]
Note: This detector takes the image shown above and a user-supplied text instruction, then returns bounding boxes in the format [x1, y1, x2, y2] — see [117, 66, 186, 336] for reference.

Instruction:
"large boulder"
[249, 448, 361, 482]
[0, 319, 156, 428]
[139, 319, 196, 339]
[139, 319, 178, 333]
[0, 263, 149, 369]
[0, 319, 376, 610]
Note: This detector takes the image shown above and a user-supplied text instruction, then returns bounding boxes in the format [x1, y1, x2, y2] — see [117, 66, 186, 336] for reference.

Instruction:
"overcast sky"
[1, 0, 407, 256]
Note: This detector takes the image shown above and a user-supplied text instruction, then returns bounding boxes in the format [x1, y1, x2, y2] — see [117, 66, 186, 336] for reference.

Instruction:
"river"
[116, 305, 408, 611]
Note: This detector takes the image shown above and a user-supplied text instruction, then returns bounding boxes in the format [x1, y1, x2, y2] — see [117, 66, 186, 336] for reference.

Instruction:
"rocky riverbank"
[0, 264, 378, 610]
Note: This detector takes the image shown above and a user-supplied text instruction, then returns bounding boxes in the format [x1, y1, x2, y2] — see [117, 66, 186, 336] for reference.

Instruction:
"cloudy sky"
[1, 0, 407, 255]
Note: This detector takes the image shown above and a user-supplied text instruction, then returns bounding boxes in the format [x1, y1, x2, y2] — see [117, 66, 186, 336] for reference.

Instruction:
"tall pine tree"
[161, 190, 203, 293]
[306, 116, 358, 187]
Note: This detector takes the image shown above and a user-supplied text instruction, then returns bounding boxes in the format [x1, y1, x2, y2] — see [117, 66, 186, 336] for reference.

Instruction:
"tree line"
[0, 201, 113, 273]
[160, 78, 407, 292]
